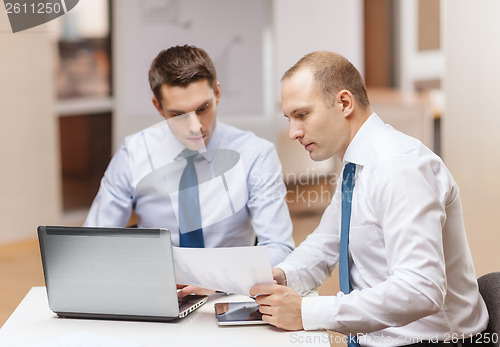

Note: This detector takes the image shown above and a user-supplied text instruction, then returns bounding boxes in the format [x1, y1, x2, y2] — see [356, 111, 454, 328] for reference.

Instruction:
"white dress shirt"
[277, 114, 488, 346]
[84, 120, 294, 266]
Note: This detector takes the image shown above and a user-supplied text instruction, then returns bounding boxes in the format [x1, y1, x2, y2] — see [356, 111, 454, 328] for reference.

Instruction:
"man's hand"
[272, 267, 287, 285]
[177, 284, 215, 298]
[250, 284, 303, 331]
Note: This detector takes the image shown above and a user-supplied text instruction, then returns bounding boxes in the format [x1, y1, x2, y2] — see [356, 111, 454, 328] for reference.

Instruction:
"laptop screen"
[38, 226, 181, 321]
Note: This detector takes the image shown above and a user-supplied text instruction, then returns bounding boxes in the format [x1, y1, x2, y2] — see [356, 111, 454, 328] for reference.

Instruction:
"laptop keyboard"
[178, 295, 205, 310]
[178, 297, 191, 310]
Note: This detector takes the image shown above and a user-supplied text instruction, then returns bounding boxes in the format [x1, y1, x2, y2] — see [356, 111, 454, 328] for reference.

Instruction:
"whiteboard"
[114, 0, 268, 120]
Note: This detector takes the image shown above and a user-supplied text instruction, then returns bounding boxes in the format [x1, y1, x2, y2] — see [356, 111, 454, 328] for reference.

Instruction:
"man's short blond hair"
[282, 51, 370, 109]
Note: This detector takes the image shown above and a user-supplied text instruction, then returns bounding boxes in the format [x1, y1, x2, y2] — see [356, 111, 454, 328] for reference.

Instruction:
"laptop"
[37, 225, 207, 321]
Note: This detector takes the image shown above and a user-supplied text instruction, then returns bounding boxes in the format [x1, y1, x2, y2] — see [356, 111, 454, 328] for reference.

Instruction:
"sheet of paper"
[173, 246, 273, 296]
[32, 331, 143, 347]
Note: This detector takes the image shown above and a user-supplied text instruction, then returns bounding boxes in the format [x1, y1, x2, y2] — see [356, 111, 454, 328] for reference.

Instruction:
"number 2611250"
[5, 2, 63, 14]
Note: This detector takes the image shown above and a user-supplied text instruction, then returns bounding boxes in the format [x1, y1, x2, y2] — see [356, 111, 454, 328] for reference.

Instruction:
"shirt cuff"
[301, 295, 341, 331]
[275, 262, 300, 289]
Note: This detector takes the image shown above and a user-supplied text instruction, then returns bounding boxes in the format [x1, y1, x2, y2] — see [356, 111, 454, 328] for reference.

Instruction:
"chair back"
[478, 272, 500, 346]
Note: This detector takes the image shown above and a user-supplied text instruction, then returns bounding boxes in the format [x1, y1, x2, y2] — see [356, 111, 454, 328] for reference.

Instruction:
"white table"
[0, 287, 330, 346]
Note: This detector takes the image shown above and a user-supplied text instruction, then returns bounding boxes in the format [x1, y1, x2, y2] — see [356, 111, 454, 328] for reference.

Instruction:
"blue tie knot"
[182, 149, 199, 162]
[343, 162, 356, 180]
[342, 163, 356, 204]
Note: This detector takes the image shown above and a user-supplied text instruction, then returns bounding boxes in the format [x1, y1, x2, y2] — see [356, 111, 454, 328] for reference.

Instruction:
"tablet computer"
[214, 301, 268, 326]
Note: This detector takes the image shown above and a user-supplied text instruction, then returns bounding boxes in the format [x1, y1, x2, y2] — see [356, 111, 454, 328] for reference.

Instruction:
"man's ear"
[337, 90, 354, 117]
[215, 82, 221, 106]
[152, 96, 166, 119]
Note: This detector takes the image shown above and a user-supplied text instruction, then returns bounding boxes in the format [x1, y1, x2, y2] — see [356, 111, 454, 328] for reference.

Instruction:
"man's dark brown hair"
[149, 45, 217, 105]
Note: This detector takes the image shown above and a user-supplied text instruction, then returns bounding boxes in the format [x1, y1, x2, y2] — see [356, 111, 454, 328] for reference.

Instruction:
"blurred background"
[1, 0, 499, 328]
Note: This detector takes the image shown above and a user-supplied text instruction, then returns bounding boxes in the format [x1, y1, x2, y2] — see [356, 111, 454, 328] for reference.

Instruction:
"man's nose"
[288, 120, 304, 141]
[186, 111, 202, 133]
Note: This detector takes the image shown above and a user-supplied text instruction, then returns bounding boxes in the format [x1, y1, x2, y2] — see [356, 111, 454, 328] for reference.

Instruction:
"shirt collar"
[342, 113, 385, 166]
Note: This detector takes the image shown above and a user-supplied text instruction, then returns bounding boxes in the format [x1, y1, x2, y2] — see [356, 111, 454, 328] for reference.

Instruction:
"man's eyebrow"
[165, 108, 185, 115]
[287, 106, 310, 117]
[195, 100, 211, 109]
[165, 99, 212, 114]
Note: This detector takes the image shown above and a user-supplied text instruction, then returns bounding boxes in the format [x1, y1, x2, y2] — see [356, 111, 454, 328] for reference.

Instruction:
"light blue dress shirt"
[84, 120, 295, 266]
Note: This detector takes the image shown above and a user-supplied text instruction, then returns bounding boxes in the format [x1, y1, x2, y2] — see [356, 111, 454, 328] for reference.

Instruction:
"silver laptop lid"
[38, 226, 180, 321]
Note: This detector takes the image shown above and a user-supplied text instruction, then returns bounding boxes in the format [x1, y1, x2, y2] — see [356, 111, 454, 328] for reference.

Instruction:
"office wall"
[112, 0, 364, 149]
[273, 0, 363, 133]
[273, 0, 363, 178]
[0, 14, 62, 245]
[443, 0, 500, 276]
[112, 0, 276, 147]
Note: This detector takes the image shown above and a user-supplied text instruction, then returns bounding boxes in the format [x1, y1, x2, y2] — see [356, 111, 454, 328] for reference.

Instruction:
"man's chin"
[184, 139, 208, 151]
[309, 151, 329, 162]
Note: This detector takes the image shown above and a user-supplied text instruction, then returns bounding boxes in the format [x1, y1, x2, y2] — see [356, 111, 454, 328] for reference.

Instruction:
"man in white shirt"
[84, 45, 294, 269]
[251, 51, 488, 346]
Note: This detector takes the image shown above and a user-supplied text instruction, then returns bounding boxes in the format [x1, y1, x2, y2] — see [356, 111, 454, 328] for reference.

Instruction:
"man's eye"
[298, 113, 307, 118]
[197, 105, 209, 113]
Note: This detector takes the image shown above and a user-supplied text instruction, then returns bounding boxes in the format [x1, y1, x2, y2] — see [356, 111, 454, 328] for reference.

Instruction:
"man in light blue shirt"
[84, 45, 294, 267]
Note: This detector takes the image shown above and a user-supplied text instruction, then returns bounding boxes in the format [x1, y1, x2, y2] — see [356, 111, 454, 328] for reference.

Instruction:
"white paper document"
[173, 246, 273, 296]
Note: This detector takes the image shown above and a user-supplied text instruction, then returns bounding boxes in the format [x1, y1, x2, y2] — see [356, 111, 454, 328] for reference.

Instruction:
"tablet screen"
[214, 301, 268, 325]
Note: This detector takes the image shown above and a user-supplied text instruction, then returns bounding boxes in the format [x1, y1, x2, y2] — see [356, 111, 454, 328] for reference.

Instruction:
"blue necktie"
[178, 150, 204, 248]
[339, 163, 359, 347]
